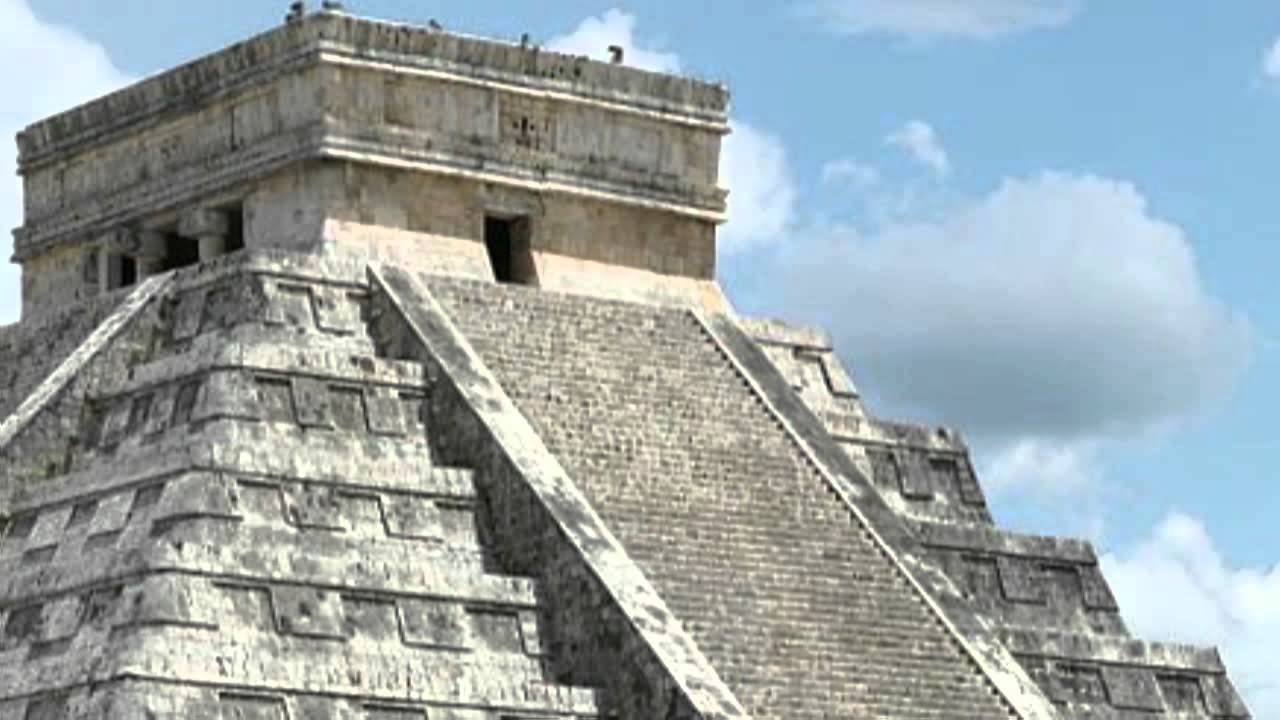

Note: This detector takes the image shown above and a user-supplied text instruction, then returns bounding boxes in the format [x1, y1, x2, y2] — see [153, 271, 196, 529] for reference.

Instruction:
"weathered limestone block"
[399, 599, 471, 650]
[272, 585, 345, 639]
[193, 370, 262, 422]
[124, 574, 220, 629]
[380, 495, 443, 541]
[280, 481, 349, 532]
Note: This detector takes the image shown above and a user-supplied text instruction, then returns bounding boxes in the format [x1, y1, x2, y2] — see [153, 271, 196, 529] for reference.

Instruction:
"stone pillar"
[95, 241, 112, 293]
[179, 208, 230, 262]
[133, 231, 168, 278]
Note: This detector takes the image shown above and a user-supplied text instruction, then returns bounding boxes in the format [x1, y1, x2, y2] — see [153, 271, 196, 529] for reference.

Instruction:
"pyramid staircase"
[426, 275, 1030, 720]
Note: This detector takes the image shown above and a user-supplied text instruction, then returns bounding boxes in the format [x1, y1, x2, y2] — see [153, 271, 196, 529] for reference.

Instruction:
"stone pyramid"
[0, 8, 1251, 719]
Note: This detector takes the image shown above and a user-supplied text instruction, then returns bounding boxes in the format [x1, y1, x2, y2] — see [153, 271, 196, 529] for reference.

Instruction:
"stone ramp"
[370, 264, 747, 720]
[0, 291, 129, 423]
[429, 275, 1024, 720]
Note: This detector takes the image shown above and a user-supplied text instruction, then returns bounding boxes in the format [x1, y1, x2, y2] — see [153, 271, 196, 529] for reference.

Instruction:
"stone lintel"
[178, 208, 230, 239]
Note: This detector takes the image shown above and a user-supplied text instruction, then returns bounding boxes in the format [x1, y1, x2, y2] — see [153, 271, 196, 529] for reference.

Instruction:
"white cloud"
[550, 10, 796, 256]
[1263, 37, 1280, 80]
[719, 121, 796, 253]
[0, 0, 132, 324]
[803, 0, 1081, 40]
[821, 157, 881, 189]
[1102, 513, 1279, 717]
[547, 8, 680, 73]
[886, 120, 950, 176]
[777, 172, 1253, 446]
[981, 437, 1100, 494]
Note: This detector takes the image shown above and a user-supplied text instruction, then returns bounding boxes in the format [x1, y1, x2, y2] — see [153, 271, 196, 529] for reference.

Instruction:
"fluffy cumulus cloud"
[886, 120, 950, 176]
[718, 121, 796, 253]
[549, 9, 795, 255]
[802, 0, 1081, 41]
[1263, 37, 1280, 80]
[0, 0, 132, 324]
[778, 172, 1253, 449]
[1102, 514, 1280, 717]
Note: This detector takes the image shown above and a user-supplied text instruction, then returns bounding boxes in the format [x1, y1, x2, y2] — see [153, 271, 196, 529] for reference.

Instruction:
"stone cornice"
[18, 11, 729, 170]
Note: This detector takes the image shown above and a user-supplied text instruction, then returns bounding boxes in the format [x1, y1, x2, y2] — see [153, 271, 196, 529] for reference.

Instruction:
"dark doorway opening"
[106, 254, 138, 290]
[224, 204, 246, 254]
[161, 232, 200, 272]
[119, 256, 137, 288]
[484, 215, 535, 285]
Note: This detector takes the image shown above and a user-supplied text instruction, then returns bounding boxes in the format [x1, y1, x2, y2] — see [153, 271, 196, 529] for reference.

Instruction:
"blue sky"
[2, 0, 1277, 711]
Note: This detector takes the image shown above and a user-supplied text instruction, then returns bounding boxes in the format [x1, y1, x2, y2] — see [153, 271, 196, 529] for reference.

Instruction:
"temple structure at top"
[13, 7, 730, 317]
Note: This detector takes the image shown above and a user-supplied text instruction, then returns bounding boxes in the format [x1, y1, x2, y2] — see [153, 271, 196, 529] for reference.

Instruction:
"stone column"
[95, 240, 112, 293]
[133, 230, 168, 278]
[179, 208, 230, 262]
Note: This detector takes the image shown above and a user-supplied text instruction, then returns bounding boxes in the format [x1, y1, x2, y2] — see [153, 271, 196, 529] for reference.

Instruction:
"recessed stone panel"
[219, 694, 288, 720]
[281, 482, 349, 532]
[342, 595, 400, 642]
[469, 609, 524, 654]
[272, 586, 345, 640]
[329, 385, 367, 431]
[1158, 674, 1208, 713]
[172, 289, 207, 341]
[125, 574, 219, 629]
[399, 599, 471, 650]
[997, 556, 1046, 605]
[294, 377, 335, 429]
[221, 584, 276, 632]
[254, 376, 295, 423]
[265, 283, 315, 329]
[365, 390, 407, 436]
[312, 286, 363, 335]
[1100, 666, 1163, 711]
[381, 495, 442, 541]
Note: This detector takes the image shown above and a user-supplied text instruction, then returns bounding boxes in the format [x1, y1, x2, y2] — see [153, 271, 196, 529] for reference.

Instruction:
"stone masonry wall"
[1, 252, 608, 718]
[249, 161, 716, 281]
